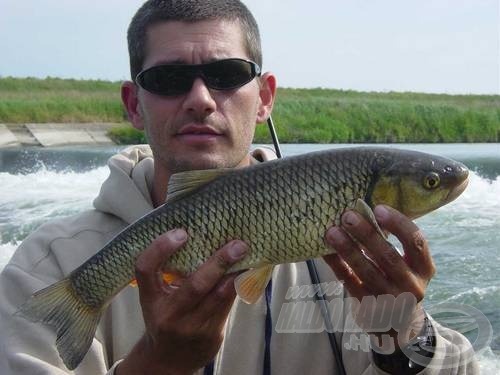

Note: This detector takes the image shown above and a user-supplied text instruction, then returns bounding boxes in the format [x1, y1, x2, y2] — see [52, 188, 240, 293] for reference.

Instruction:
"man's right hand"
[116, 228, 248, 375]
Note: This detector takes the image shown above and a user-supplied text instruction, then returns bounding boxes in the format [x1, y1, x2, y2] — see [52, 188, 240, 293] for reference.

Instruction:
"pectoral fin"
[234, 264, 274, 304]
[354, 199, 388, 239]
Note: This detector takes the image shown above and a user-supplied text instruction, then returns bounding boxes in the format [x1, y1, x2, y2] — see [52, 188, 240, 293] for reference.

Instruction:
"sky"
[1, 0, 499, 94]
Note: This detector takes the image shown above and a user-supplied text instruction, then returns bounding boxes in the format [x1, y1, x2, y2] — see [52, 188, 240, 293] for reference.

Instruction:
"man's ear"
[121, 81, 145, 130]
[256, 72, 277, 124]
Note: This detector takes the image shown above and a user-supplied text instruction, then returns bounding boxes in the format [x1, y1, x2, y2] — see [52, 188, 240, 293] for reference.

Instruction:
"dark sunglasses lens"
[137, 59, 259, 96]
[138, 66, 194, 95]
[204, 60, 255, 89]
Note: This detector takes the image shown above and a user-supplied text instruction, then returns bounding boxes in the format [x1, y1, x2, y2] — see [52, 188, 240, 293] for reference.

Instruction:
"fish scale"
[18, 147, 470, 370]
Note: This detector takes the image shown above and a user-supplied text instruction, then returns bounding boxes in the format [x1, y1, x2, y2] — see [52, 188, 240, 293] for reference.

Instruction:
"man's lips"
[176, 125, 222, 136]
[175, 125, 223, 143]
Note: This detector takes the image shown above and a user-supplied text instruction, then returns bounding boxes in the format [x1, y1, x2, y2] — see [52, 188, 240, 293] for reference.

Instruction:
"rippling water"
[1, 143, 499, 372]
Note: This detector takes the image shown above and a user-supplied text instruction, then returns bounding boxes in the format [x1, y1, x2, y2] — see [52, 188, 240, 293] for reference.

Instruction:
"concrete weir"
[0, 123, 119, 148]
[0, 124, 20, 147]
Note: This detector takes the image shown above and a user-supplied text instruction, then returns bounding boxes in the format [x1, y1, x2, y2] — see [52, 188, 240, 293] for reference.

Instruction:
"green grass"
[0, 77, 126, 123]
[1, 77, 500, 143]
[253, 88, 500, 143]
[108, 126, 147, 144]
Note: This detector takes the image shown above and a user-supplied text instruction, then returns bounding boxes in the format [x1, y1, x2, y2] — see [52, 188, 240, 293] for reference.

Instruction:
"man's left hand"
[323, 204, 436, 348]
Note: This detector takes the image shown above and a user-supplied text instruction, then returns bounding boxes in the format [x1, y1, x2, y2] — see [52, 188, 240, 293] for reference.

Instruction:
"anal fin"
[234, 264, 274, 304]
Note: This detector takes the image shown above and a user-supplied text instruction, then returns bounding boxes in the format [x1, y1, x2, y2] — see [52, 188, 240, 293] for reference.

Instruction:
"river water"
[0, 143, 499, 372]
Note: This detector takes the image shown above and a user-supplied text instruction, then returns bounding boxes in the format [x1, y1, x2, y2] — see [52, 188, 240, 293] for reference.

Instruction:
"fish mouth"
[446, 176, 469, 203]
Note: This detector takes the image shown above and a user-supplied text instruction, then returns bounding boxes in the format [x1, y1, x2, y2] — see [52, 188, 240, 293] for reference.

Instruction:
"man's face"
[130, 20, 269, 175]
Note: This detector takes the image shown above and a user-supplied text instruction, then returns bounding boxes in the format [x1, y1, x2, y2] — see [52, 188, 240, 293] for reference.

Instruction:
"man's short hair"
[127, 0, 262, 80]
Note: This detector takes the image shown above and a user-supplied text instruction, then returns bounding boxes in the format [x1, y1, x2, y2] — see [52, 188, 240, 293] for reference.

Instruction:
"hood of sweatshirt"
[93, 145, 155, 225]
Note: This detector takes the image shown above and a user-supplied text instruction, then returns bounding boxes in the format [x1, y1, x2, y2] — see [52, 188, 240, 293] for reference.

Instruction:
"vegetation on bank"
[1, 77, 500, 143]
[0, 77, 124, 123]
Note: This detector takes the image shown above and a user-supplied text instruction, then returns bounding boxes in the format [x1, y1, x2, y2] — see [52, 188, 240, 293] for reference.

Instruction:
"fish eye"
[424, 172, 441, 189]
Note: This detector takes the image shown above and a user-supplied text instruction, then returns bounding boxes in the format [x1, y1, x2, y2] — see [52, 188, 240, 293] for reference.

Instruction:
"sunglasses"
[135, 58, 261, 96]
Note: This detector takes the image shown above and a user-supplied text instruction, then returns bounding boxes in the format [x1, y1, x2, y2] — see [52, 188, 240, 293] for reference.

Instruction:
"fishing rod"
[266, 116, 282, 158]
[266, 117, 346, 375]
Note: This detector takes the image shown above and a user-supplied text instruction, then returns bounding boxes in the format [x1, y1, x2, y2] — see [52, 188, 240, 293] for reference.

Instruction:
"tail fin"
[16, 278, 102, 370]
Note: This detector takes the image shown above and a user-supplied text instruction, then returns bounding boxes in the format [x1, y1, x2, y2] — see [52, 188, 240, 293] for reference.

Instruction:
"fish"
[17, 147, 469, 369]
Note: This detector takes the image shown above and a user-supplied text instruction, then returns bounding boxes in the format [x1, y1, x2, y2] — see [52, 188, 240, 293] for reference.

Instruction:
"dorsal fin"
[166, 168, 232, 203]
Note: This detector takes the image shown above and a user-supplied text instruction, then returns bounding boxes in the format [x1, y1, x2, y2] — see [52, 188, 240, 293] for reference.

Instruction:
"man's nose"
[182, 77, 217, 117]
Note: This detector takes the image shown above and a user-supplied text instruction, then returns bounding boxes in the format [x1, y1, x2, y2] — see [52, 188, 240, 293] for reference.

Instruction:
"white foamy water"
[446, 173, 500, 221]
[0, 166, 109, 271]
[1, 166, 108, 221]
[478, 348, 500, 373]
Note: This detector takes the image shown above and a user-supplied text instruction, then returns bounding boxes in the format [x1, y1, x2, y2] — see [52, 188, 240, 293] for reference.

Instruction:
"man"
[0, 0, 478, 374]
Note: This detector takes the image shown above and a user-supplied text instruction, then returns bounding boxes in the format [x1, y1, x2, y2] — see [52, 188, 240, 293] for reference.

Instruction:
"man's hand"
[323, 205, 435, 348]
[117, 228, 248, 375]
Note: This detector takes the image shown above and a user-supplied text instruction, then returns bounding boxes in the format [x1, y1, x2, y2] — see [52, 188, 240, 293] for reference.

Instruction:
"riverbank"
[1, 77, 500, 145]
